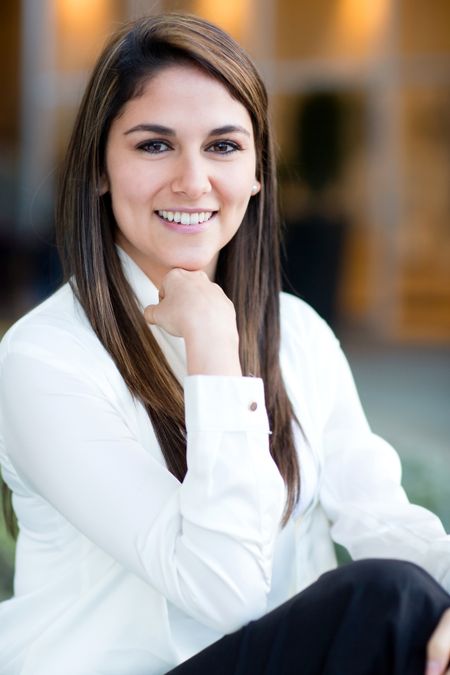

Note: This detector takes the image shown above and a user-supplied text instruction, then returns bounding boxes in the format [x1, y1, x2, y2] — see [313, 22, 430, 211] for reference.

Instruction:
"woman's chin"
[168, 255, 218, 279]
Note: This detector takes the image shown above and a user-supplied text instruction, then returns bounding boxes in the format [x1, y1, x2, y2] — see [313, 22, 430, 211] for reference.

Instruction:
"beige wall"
[2, 0, 450, 340]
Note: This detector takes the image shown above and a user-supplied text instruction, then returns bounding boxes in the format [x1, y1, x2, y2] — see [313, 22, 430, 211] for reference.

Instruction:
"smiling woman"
[103, 65, 259, 285]
[0, 12, 450, 675]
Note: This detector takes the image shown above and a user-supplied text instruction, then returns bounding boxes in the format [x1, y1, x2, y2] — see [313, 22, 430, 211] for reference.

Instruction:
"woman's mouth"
[156, 210, 216, 225]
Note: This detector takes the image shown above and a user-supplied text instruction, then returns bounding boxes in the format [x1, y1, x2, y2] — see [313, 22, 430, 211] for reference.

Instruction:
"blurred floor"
[343, 337, 450, 530]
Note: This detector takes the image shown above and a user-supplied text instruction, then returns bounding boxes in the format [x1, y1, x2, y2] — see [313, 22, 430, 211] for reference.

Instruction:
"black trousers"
[167, 559, 450, 675]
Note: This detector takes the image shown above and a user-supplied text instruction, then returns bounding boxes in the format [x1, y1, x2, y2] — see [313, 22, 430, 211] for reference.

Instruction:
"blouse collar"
[116, 246, 187, 383]
[116, 246, 159, 311]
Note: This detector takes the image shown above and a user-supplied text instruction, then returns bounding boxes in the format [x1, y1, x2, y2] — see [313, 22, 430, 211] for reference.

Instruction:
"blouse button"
[249, 401, 258, 412]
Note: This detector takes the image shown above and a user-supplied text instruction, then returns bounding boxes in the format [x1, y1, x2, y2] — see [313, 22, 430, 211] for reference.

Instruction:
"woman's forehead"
[112, 64, 254, 138]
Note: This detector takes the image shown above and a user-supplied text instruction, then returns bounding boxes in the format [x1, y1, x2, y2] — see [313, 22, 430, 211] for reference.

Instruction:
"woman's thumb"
[144, 305, 157, 325]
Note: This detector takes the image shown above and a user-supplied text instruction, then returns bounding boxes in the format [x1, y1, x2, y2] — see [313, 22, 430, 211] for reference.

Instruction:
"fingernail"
[425, 660, 443, 675]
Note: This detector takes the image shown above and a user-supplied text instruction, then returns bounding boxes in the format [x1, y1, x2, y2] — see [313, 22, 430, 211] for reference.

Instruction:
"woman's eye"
[137, 140, 171, 154]
[207, 140, 240, 154]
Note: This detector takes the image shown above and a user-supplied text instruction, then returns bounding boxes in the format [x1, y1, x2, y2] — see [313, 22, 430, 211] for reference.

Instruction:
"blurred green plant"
[0, 478, 15, 600]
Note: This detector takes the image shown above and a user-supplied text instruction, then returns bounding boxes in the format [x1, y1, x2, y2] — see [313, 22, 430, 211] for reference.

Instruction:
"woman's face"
[103, 64, 260, 287]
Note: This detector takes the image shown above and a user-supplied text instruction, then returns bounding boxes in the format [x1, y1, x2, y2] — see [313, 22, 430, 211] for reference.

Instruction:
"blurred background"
[1, 0, 449, 598]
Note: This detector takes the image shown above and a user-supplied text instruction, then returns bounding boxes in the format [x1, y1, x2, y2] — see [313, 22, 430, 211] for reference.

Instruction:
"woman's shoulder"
[278, 293, 346, 422]
[279, 291, 339, 348]
[0, 282, 97, 366]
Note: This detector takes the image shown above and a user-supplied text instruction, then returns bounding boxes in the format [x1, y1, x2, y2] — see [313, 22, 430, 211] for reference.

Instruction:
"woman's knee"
[338, 557, 426, 589]
[318, 558, 449, 627]
[308, 558, 438, 620]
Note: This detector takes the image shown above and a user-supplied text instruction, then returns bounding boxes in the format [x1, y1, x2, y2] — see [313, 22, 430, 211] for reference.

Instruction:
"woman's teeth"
[157, 210, 213, 225]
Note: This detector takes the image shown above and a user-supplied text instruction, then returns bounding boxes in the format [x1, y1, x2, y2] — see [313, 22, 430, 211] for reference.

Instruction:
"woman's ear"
[97, 174, 109, 196]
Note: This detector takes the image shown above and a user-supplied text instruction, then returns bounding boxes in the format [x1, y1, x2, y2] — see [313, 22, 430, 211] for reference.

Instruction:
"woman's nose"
[171, 153, 212, 199]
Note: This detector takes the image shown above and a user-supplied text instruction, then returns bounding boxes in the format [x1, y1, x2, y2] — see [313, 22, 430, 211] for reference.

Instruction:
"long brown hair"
[3, 13, 300, 536]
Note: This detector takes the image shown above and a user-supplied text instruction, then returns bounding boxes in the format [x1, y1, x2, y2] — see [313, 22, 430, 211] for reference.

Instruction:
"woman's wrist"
[185, 328, 242, 376]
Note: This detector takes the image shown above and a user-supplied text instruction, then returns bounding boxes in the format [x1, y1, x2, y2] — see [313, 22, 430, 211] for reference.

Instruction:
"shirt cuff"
[184, 376, 270, 433]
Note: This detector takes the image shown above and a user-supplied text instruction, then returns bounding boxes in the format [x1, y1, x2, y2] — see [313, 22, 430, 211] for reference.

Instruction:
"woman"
[0, 13, 449, 675]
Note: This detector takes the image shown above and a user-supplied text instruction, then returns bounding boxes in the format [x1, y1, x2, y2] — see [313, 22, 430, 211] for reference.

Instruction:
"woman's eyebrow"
[124, 124, 175, 136]
[208, 125, 251, 137]
[124, 123, 251, 137]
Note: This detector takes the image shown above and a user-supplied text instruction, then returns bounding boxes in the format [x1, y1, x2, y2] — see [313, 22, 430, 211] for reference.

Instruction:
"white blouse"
[0, 249, 448, 675]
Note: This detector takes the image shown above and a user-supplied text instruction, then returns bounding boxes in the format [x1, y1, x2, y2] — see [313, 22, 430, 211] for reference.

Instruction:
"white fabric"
[0, 249, 448, 675]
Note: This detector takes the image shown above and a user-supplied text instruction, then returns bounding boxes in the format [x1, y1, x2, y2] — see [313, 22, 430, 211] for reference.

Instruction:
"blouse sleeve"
[314, 320, 450, 592]
[0, 335, 286, 632]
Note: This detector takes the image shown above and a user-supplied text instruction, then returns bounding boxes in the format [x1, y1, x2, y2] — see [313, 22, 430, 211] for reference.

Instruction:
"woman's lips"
[156, 209, 215, 225]
[155, 210, 217, 233]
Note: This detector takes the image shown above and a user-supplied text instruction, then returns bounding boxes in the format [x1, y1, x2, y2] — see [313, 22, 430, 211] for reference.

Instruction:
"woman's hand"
[426, 608, 450, 674]
[144, 268, 242, 377]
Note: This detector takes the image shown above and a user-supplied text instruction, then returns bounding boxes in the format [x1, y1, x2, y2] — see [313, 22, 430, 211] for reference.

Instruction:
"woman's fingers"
[142, 268, 241, 374]
[143, 268, 237, 339]
[426, 608, 450, 675]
